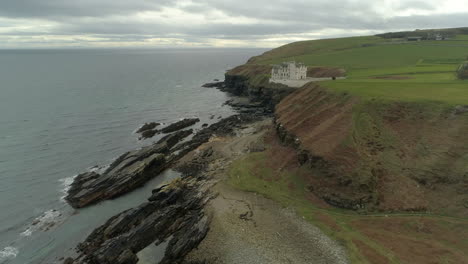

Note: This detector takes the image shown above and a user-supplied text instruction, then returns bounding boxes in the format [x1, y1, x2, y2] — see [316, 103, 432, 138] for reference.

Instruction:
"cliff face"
[274, 83, 468, 216]
[224, 64, 297, 111]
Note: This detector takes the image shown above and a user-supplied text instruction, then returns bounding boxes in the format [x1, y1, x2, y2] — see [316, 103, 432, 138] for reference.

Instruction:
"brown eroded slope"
[275, 83, 468, 217]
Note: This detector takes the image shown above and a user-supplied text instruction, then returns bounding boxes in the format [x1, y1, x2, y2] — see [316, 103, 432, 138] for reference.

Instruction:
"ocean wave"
[20, 210, 62, 237]
[0, 246, 18, 261]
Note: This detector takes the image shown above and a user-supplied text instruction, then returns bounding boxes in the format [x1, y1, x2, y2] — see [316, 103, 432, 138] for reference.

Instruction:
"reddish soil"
[351, 217, 468, 264]
[275, 84, 468, 216]
[352, 239, 391, 264]
[305, 192, 332, 209]
[275, 84, 365, 205]
[315, 212, 341, 232]
[263, 129, 301, 172]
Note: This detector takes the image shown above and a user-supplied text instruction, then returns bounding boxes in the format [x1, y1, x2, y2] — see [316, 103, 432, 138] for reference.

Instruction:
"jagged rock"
[175, 147, 214, 177]
[159, 214, 209, 264]
[65, 130, 192, 208]
[172, 114, 258, 160]
[321, 193, 370, 210]
[202, 81, 224, 88]
[156, 129, 193, 147]
[67, 177, 212, 264]
[66, 151, 166, 208]
[139, 129, 158, 139]
[161, 118, 200, 134]
[136, 122, 161, 133]
[65, 114, 258, 209]
[63, 258, 74, 264]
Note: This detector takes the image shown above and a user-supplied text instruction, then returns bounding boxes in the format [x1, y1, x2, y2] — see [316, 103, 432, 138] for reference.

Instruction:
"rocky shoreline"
[63, 116, 266, 263]
[62, 75, 299, 263]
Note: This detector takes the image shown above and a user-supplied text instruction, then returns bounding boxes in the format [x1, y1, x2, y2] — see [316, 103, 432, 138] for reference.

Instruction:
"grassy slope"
[227, 31, 468, 263]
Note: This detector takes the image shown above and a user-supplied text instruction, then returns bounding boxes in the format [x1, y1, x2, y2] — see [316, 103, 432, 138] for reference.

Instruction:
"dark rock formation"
[65, 129, 193, 208]
[136, 122, 160, 133]
[175, 147, 214, 178]
[202, 81, 225, 88]
[66, 114, 258, 209]
[161, 118, 200, 134]
[157, 129, 193, 147]
[137, 122, 162, 140]
[139, 129, 159, 139]
[68, 177, 213, 264]
[224, 73, 295, 112]
[172, 114, 259, 160]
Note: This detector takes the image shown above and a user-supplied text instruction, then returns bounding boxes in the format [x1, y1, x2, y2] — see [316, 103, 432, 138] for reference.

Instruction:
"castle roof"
[272, 61, 306, 69]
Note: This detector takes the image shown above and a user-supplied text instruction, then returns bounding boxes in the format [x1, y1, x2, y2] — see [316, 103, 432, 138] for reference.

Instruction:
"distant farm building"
[427, 32, 446, 40]
[271, 61, 307, 80]
[407, 36, 422, 41]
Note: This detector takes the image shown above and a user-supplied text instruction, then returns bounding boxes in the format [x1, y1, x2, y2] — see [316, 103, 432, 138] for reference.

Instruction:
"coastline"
[60, 72, 349, 263]
[179, 119, 348, 264]
[0, 48, 268, 264]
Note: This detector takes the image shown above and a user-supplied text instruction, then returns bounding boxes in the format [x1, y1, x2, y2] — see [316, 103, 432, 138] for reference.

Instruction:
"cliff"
[275, 83, 468, 216]
[224, 64, 296, 111]
[224, 66, 468, 217]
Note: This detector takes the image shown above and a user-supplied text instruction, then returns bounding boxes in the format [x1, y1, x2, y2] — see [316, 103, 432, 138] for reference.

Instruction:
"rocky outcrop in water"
[65, 129, 193, 208]
[66, 114, 259, 209]
[161, 118, 200, 134]
[68, 176, 213, 264]
[202, 81, 225, 88]
[137, 122, 161, 139]
[137, 122, 161, 133]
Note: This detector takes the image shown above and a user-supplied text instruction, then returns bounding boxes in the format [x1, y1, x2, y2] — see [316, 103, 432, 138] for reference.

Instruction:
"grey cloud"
[397, 1, 435, 11]
[0, 0, 466, 47]
[0, 0, 172, 18]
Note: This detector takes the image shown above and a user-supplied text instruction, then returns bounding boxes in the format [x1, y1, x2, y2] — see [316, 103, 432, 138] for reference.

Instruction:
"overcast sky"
[0, 0, 467, 48]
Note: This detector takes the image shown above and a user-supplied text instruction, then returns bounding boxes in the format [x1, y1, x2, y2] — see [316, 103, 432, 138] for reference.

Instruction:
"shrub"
[457, 63, 468, 80]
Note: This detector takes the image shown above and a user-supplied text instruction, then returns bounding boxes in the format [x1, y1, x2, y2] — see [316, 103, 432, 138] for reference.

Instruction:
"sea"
[0, 48, 266, 264]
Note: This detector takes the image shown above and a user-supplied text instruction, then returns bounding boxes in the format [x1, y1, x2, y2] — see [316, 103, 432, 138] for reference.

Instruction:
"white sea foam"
[20, 210, 62, 237]
[58, 174, 77, 201]
[0, 247, 19, 260]
[88, 164, 108, 174]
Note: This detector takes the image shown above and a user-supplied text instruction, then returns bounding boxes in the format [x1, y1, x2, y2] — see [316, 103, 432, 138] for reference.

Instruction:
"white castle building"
[271, 61, 307, 80]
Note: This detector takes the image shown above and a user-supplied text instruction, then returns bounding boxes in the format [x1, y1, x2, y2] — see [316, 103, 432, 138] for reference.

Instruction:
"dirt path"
[179, 118, 349, 264]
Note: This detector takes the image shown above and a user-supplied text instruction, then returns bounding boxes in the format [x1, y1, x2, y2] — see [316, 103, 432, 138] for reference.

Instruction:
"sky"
[0, 0, 467, 49]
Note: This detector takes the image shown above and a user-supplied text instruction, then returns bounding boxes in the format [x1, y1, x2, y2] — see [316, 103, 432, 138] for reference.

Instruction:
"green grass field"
[250, 35, 468, 105]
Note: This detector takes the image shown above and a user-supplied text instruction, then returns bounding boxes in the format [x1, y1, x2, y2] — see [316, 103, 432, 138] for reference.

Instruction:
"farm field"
[250, 34, 468, 105]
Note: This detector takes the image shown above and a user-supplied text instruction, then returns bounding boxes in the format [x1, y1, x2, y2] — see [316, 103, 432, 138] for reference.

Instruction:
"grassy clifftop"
[232, 33, 468, 103]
